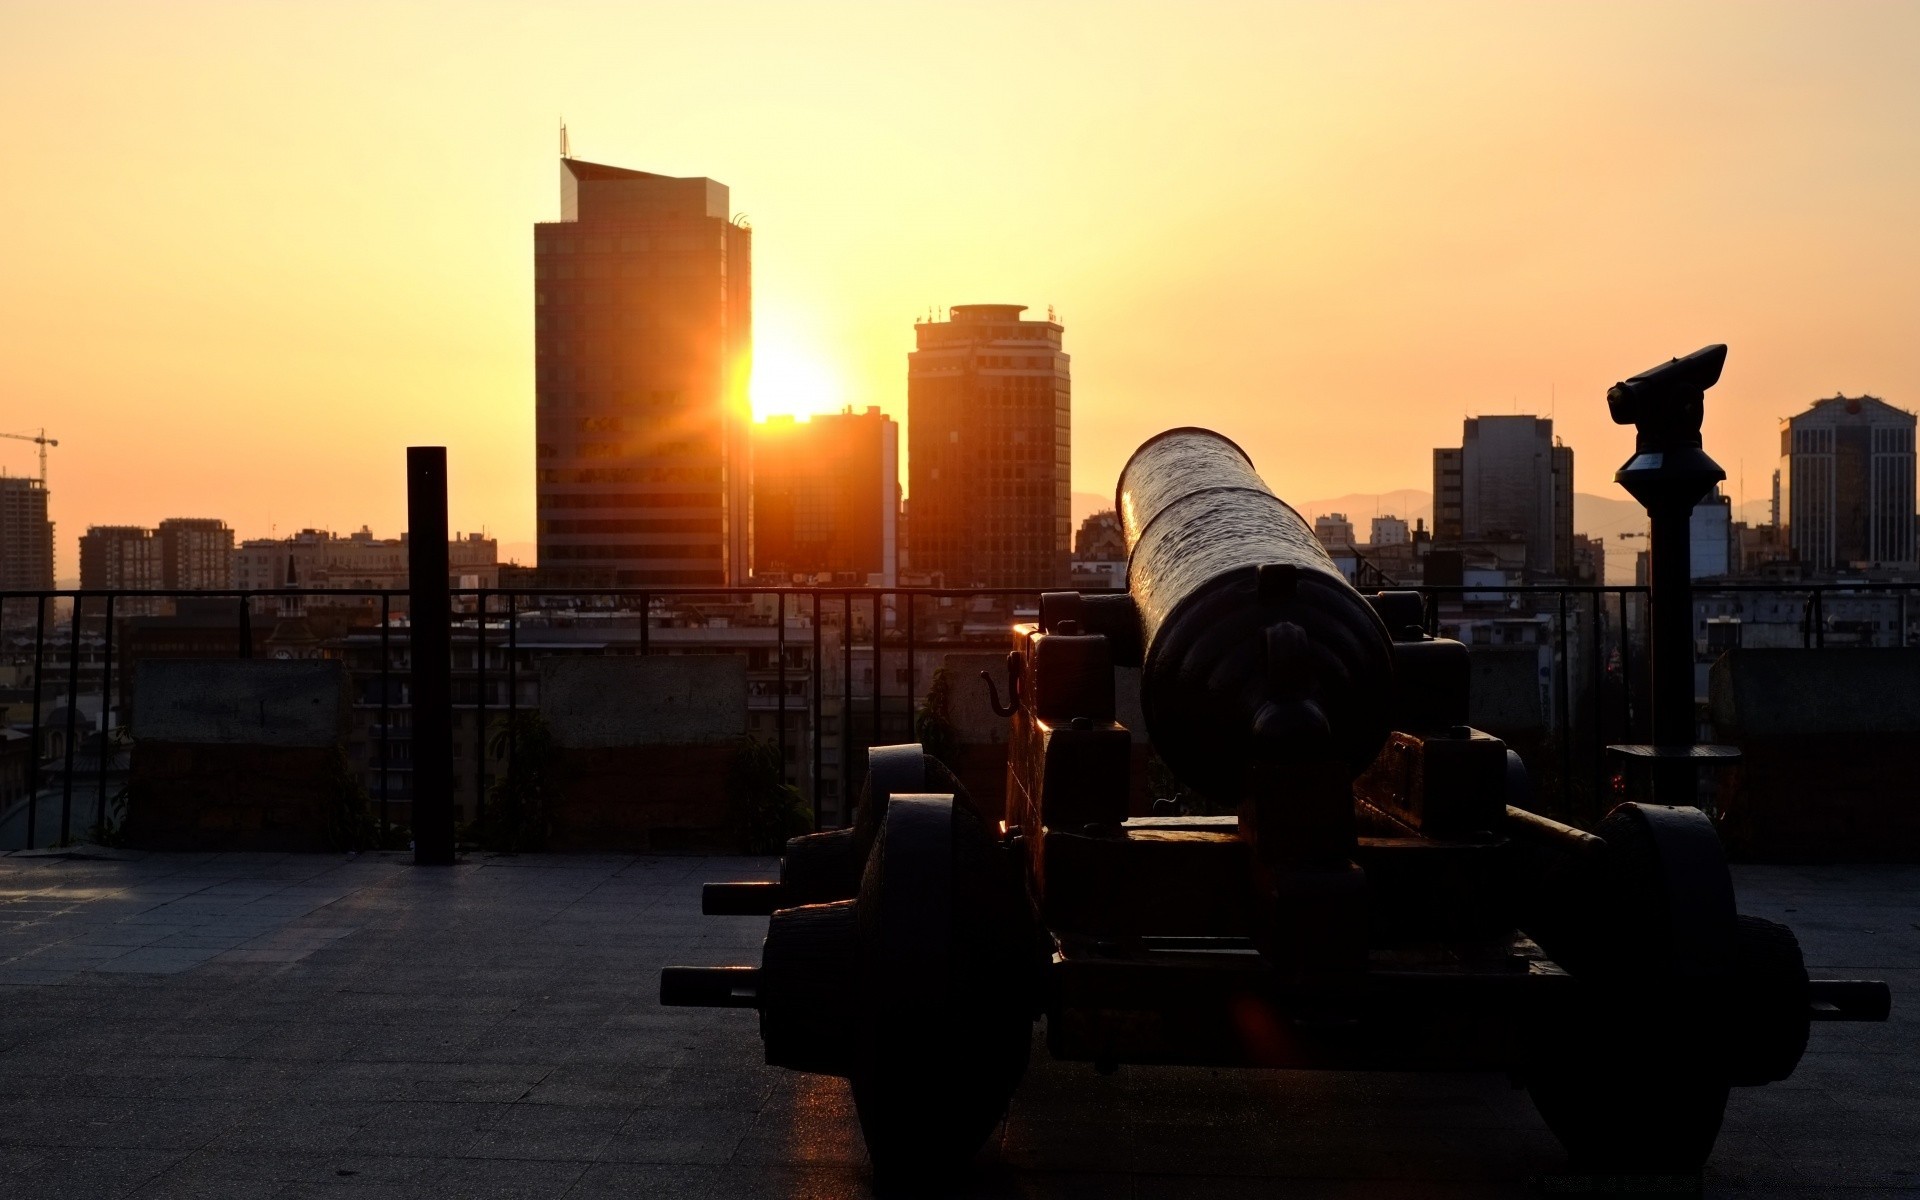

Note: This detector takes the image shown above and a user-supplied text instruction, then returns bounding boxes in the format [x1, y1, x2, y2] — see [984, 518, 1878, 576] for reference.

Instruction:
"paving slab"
[0, 848, 1910, 1198]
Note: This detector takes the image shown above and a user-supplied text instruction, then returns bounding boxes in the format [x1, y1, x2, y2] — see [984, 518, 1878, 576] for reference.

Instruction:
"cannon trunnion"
[665, 426, 1888, 1184]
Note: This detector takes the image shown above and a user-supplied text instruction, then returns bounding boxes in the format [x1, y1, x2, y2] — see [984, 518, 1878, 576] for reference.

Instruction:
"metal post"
[1813, 588, 1825, 649]
[776, 591, 787, 779]
[842, 589, 853, 825]
[408, 447, 455, 865]
[905, 591, 917, 736]
[28, 594, 46, 848]
[475, 589, 488, 816]
[238, 594, 252, 658]
[871, 593, 882, 745]
[60, 596, 82, 844]
[1590, 590, 1604, 820]
[379, 592, 391, 843]
[640, 592, 651, 655]
[811, 591, 823, 829]
[506, 592, 517, 799]
[1646, 498, 1697, 799]
[1555, 590, 1571, 819]
[97, 593, 114, 836]
[1618, 589, 1635, 739]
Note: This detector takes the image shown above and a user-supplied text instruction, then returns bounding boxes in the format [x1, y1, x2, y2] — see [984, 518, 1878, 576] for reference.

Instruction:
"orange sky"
[3, 1, 1917, 577]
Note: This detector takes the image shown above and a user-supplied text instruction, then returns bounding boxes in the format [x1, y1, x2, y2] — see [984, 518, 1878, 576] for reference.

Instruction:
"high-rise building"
[157, 518, 234, 589]
[0, 477, 54, 593]
[907, 304, 1070, 588]
[1432, 416, 1574, 579]
[1779, 394, 1916, 571]
[534, 158, 752, 587]
[752, 406, 899, 584]
[79, 526, 162, 591]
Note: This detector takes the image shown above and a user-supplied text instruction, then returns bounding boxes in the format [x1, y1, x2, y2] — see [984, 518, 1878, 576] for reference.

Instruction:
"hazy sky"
[4, 1, 1917, 573]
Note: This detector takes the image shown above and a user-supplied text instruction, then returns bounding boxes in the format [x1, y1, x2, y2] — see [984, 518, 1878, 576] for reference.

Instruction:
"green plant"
[727, 737, 811, 854]
[475, 711, 559, 852]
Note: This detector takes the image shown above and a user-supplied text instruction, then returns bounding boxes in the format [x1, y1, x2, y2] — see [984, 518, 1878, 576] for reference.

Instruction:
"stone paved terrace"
[0, 850, 1912, 1199]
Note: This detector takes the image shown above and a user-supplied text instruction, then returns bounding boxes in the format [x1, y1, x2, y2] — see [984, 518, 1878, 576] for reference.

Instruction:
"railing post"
[238, 595, 252, 658]
[506, 592, 517, 801]
[811, 591, 823, 829]
[97, 593, 115, 837]
[1556, 590, 1571, 819]
[905, 592, 916, 735]
[842, 589, 853, 825]
[776, 591, 787, 780]
[379, 592, 391, 844]
[27, 594, 46, 848]
[475, 589, 488, 817]
[870, 592, 882, 747]
[408, 447, 455, 865]
[60, 595, 82, 845]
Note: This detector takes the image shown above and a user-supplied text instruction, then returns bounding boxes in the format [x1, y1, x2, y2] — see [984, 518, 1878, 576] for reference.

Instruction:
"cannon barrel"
[1116, 428, 1396, 802]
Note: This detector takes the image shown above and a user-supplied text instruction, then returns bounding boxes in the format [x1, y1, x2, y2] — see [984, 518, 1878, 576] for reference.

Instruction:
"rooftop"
[0, 849, 1912, 1197]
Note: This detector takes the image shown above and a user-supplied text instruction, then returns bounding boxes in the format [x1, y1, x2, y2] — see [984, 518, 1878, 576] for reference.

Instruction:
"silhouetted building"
[1432, 416, 1574, 579]
[81, 519, 233, 598]
[908, 304, 1070, 587]
[1074, 511, 1125, 562]
[157, 518, 234, 589]
[1780, 394, 1916, 571]
[534, 158, 753, 587]
[1570, 533, 1605, 586]
[752, 406, 898, 584]
[79, 526, 161, 591]
[0, 477, 53, 592]
[234, 528, 497, 592]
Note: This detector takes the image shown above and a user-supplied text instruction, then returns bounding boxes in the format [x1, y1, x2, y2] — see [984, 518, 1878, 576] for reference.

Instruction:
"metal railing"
[2, 579, 1916, 850]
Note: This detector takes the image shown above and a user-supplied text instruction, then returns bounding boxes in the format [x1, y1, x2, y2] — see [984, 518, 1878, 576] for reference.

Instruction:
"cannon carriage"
[664, 415, 1888, 1180]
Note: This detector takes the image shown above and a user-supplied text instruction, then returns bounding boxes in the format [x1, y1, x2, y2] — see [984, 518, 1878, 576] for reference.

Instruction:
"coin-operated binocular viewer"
[665, 415, 1887, 1182]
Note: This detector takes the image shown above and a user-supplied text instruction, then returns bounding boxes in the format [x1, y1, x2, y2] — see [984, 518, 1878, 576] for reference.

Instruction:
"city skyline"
[5, 2, 1920, 576]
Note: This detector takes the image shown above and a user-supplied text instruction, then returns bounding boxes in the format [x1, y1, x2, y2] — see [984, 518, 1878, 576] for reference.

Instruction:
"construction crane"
[0, 428, 57, 483]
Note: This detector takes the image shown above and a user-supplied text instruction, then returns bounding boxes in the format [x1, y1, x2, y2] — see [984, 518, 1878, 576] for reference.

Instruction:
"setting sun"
[751, 319, 845, 421]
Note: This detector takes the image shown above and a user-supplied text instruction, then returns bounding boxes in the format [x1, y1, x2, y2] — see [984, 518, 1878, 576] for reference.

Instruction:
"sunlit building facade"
[907, 305, 1070, 588]
[752, 406, 898, 584]
[534, 158, 753, 586]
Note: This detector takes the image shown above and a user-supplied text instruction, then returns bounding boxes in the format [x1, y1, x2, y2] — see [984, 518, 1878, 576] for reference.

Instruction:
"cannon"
[665, 421, 1889, 1181]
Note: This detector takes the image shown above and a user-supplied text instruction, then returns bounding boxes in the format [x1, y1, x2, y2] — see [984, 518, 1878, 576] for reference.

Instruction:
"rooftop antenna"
[560, 119, 570, 160]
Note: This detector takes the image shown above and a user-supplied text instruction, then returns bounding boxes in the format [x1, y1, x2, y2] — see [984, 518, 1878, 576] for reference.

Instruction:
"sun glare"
[751, 324, 843, 421]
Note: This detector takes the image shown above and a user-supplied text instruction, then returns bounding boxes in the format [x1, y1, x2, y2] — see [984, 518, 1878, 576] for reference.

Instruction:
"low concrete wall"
[1710, 649, 1920, 861]
[125, 660, 352, 851]
[539, 656, 747, 747]
[134, 660, 345, 747]
[537, 656, 749, 850]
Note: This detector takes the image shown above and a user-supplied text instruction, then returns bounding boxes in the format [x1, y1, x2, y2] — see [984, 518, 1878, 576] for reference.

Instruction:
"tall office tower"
[1431, 416, 1575, 578]
[0, 477, 54, 592]
[907, 304, 1070, 588]
[79, 526, 162, 591]
[157, 518, 234, 589]
[534, 158, 752, 587]
[752, 406, 899, 584]
[1780, 394, 1917, 571]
